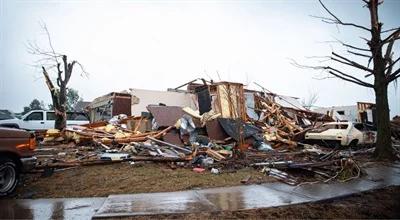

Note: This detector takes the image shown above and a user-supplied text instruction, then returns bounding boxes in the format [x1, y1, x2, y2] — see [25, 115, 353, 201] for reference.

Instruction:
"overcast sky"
[0, 0, 399, 117]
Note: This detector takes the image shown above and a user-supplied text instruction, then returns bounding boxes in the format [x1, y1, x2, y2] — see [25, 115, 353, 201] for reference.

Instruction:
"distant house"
[87, 92, 132, 122]
[314, 102, 376, 124]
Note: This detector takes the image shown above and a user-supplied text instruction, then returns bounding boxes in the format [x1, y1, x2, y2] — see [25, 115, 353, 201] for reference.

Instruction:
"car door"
[22, 111, 45, 130]
[45, 112, 56, 129]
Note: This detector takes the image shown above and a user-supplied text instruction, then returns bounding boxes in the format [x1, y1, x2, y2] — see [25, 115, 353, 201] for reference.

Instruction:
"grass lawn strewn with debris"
[15, 163, 274, 198]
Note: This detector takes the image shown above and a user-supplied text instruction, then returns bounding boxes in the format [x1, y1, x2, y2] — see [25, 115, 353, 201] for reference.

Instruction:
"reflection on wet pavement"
[0, 197, 105, 220]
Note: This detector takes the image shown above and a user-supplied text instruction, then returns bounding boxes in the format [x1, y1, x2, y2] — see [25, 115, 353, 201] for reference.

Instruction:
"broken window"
[337, 110, 345, 115]
[339, 124, 348, 129]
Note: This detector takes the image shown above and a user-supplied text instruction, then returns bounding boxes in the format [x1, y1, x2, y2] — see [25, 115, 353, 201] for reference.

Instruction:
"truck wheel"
[0, 157, 19, 197]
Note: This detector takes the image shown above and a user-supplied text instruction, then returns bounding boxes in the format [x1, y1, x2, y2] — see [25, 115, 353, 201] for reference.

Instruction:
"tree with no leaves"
[301, 91, 319, 110]
[28, 24, 87, 130]
[296, 0, 399, 160]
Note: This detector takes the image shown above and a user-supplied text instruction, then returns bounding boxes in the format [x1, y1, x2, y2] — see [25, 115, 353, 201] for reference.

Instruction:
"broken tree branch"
[381, 26, 400, 33]
[290, 60, 374, 88]
[318, 0, 371, 32]
[337, 39, 371, 52]
[328, 67, 374, 87]
[332, 52, 373, 72]
[347, 50, 371, 58]
[388, 69, 400, 82]
[382, 29, 400, 45]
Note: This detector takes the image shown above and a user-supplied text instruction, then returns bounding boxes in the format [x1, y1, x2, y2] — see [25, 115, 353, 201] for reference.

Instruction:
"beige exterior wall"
[129, 88, 198, 116]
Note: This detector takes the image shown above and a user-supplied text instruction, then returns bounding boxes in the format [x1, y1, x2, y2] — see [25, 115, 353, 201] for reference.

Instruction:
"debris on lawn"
[391, 116, 400, 140]
[33, 79, 393, 185]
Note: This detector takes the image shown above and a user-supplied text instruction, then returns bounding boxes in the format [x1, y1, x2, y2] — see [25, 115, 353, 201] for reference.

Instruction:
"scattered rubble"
[33, 80, 397, 186]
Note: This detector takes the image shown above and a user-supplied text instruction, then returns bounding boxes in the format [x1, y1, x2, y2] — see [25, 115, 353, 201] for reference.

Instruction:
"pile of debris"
[391, 116, 400, 140]
[35, 80, 371, 185]
[254, 94, 303, 146]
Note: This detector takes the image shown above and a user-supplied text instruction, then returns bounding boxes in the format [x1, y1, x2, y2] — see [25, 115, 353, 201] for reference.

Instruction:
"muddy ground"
[14, 162, 274, 199]
[124, 186, 400, 219]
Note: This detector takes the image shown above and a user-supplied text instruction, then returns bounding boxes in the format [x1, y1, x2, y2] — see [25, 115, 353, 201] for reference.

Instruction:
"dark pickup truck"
[0, 127, 37, 196]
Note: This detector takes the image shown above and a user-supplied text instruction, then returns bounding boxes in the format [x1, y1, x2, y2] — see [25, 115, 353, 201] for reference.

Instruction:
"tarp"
[218, 118, 261, 141]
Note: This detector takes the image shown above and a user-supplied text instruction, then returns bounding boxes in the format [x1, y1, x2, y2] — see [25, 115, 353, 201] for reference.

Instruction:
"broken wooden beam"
[146, 136, 192, 153]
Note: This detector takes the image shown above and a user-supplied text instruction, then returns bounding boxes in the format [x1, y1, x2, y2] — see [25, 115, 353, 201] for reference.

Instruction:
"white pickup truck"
[305, 121, 376, 147]
[0, 110, 89, 131]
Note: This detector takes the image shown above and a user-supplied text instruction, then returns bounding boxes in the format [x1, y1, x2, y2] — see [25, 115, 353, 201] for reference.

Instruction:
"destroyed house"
[172, 79, 329, 126]
[314, 102, 376, 125]
[40, 78, 379, 189]
[175, 80, 247, 120]
[88, 92, 132, 122]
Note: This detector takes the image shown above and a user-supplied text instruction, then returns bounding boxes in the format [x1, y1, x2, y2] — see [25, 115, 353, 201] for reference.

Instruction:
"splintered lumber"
[93, 140, 111, 149]
[81, 121, 108, 128]
[275, 135, 297, 146]
[99, 131, 159, 144]
[146, 136, 192, 153]
[266, 168, 298, 185]
[133, 117, 143, 133]
[205, 148, 226, 161]
[101, 136, 147, 144]
[151, 126, 174, 138]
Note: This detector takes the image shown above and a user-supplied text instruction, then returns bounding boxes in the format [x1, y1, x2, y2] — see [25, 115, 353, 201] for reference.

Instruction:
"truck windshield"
[0, 110, 15, 120]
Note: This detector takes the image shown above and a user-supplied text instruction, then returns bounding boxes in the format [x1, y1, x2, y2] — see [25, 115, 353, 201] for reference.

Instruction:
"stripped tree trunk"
[369, 0, 393, 159]
[374, 72, 393, 159]
[42, 55, 75, 130]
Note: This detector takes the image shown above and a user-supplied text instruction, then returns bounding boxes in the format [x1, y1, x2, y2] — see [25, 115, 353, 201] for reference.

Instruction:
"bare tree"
[295, 0, 399, 160]
[301, 91, 319, 110]
[28, 24, 87, 130]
